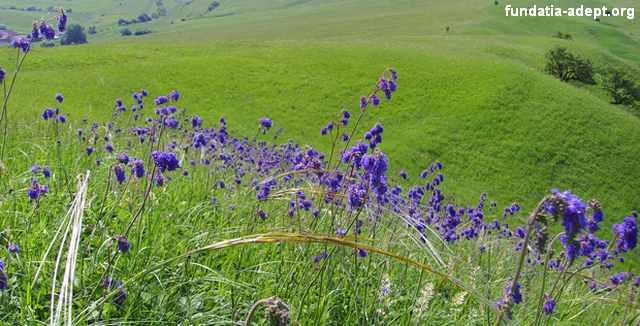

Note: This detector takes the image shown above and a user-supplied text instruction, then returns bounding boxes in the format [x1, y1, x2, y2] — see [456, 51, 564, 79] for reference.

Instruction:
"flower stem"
[493, 198, 547, 326]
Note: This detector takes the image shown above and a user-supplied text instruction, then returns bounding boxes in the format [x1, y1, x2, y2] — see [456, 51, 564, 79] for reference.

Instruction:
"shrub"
[87, 26, 97, 34]
[602, 67, 640, 106]
[60, 24, 87, 45]
[138, 13, 152, 22]
[552, 31, 572, 40]
[120, 28, 132, 36]
[40, 42, 55, 48]
[208, 1, 220, 11]
[134, 29, 153, 36]
[545, 46, 595, 84]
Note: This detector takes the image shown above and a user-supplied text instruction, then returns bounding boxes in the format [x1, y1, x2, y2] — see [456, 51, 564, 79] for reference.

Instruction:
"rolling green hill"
[1, 0, 639, 228]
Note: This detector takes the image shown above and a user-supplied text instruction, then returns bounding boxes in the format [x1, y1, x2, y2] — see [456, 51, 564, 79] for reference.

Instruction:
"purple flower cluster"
[27, 179, 49, 200]
[114, 164, 126, 184]
[57, 10, 68, 33]
[613, 215, 638, 253]
[11, 38, 30, 53]
[358, 68, 397, 109]
[39, 23, 56, 41]
[259, 117, 273, 130]
[547, 189, 588, 241]
[30, 165, 51, 178]
[364, 122, 384, 149]
[151, 151, 181, 173]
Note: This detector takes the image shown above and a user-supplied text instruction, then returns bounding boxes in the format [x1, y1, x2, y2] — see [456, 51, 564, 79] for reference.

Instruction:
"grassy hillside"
[1, 0, 639, 221]
[1, 1, 640, 324]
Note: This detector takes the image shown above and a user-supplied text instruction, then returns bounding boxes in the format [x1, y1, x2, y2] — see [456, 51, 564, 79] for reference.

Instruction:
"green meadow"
[1, 0, 639, 324]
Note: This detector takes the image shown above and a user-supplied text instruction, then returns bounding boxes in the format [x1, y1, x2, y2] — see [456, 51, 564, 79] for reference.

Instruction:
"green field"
[1, 0, 639, 324]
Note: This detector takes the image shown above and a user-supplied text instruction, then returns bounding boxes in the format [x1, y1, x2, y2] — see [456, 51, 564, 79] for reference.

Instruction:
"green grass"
[3, 34, 639, 226]
[1, 0, 639, 324]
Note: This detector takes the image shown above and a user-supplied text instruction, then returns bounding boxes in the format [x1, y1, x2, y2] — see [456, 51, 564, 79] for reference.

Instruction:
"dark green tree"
[602, 68, 640, 106]
[120, 28, 132, 36]
[60, 24, 87, 45]
[545, 46, 595, 84]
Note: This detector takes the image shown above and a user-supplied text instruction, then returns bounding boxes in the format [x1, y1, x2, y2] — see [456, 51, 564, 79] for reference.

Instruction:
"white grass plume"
[34, 172, 90, 326]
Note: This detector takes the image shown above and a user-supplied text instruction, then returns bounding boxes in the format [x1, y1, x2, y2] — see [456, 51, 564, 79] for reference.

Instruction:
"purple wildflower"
[505, 281, 523, 304]
[399, 170, 407, 179]
[370, 93, 380, 106]
[154, 96, 169, 105]
[11, 37, 30, 53]
[613, 216, 638, 253]
[0, 67, 5, 84]
[103, 278, 127, 310]
[548, 189, 588, 241]
[151, 151, 181, 172]
[42, 108, 55, 120]
[7, 244, 19, 254]
[256, 209, 268, 220]
[0, 260, 7, 290]
[114, 165, 126, 184]
[42, 166, 51, 178]
[131, 159, 145, 178]
[28, 179, 49, 200]
[39, 24, 56, 41]
[259, 117, 273, 130]
[171, 90, 180, 102]
[117, 153, 131, 165]
[57, 10, 67, 33]
[543, 294, 556, 315]
[115, 234, 130, 254]
[55, 93, 64, 103]
[359, 95, 368, 110]
[86, 146, 94, 156]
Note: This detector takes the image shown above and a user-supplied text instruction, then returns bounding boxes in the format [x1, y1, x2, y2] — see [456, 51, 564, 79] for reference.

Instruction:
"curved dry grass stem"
[74, 231, 509, 324]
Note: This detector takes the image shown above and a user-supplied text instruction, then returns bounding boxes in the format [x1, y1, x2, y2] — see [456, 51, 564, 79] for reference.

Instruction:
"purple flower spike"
[543, 294, 555, 315]
[114, 165, 126, 184]
[55, 93, 64, 103]
[613, 216, 638, 253]
[0, 260, 7, 290]
[57, 10, 67, 33]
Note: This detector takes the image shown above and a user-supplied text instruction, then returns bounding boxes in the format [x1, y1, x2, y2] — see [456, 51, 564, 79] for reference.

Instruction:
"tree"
[120, 28, 132, 36]
[545, 46, 595, 84]
[138, 13, 151, 22]
[60, 24, 87, 45]
[87, 26, 97, 35]
[602, 68, 640, 106]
